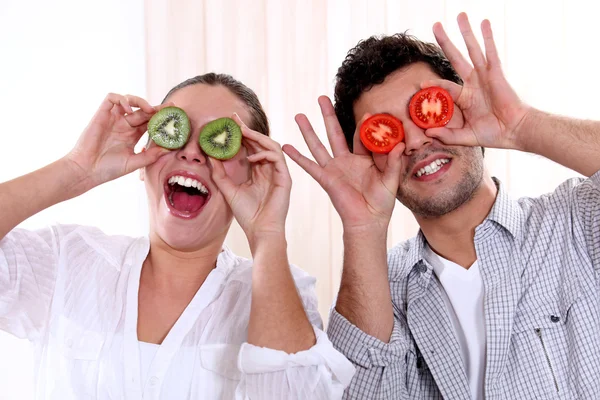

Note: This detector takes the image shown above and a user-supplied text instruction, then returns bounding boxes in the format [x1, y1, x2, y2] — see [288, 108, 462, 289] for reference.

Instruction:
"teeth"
[415, 158, 450, 177]
[168, 175, 209, 194]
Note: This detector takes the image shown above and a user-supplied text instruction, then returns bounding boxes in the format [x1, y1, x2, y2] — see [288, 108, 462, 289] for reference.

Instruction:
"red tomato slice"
[359, 114, 405, 154]
[409, 87, 454, 129]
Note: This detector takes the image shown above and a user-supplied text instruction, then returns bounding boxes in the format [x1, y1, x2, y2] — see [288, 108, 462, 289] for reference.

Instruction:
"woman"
[0, 73, 354, 399]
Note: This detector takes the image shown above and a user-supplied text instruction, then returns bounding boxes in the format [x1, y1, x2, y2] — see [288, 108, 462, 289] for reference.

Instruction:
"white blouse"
[0, 224, 355, 399]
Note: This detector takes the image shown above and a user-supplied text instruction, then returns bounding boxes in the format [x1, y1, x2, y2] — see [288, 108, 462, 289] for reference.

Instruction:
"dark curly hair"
[334, 33, 463, 151]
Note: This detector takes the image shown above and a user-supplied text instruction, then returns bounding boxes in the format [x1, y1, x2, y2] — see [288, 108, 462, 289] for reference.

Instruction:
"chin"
[149, 204, 232, 251]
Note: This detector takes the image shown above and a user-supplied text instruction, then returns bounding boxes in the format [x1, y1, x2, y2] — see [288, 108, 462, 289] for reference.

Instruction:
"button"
[149, 376, 159, 386]
[417, 263, 427, 274]
[550, 315, 560, 323]
[65, 338, 73, 348]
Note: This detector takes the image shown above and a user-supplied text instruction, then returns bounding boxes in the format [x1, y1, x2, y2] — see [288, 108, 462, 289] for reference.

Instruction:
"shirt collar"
[485, 177, 522, 239]
[406, 177, 522, 272]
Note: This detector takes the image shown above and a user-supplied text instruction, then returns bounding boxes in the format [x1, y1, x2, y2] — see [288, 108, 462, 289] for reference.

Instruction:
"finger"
[294, 114, 332, 166]
[432, 22, 473, 79]
[282, 144, 324, 183]
[124, 95, 155, 114]
[247, 150, 291, 181]
[120, 98, 134, 115]
[247, 150, 280, 163]
[248, 150, 287, 167]
[155, 101, 176, 111]
[242, 136, 265, 156]
[352, 113, 373, 156]
[126, 146, 170, 172]
[481, 19, 501, 70]
[100, 93, 126, 112]
[208, 158, 238, 203]
[233, 112, 278, 151]
[318, 96, 350, 157]
[124, 109, 154, 127]
[382, 141, 405, 194]
[420, 79, 465, 129]
[135, 123, 149, 137]
[457, 13, 487, 72]
[425, 126, 478, 147]
[420, 79, 464, 102]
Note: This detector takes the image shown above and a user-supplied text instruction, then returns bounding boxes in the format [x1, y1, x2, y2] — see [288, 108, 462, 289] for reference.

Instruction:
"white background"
[1, 0, 597, 398]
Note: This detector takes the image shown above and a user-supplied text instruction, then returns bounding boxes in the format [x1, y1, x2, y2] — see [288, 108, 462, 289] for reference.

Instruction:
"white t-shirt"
[0, 224, 355, 399]
[424, 245, 486, 400]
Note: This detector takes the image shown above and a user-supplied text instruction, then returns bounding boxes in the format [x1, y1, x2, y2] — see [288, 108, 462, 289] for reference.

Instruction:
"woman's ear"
[139, 148, 146, 181]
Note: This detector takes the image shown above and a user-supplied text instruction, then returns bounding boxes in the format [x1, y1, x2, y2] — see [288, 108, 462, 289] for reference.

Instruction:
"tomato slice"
[359, 114, 404, 154]
[409, 87, 454, 129]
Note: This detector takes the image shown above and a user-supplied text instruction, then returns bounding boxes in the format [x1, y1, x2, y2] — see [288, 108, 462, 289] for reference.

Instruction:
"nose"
[176, 138, 207, 164]
[403, 120, 432, 156]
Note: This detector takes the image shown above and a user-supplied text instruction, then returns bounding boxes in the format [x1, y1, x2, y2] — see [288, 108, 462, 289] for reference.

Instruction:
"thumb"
[352, 113, 373, 156]
[208, 158, 238, 204]
[382, 142, 405, 194]
[425, 126, 477, 147]
[127, 146, 170, 172]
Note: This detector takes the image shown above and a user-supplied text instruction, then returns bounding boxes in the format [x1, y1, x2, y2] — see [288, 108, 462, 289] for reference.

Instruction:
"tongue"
[171, 192, 206, 213]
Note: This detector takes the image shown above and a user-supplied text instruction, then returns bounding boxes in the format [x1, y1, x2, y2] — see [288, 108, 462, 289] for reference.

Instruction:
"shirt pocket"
[510, 277, 580, 399]
[49, 315, 104, 398]
[196, 343, 242, 398]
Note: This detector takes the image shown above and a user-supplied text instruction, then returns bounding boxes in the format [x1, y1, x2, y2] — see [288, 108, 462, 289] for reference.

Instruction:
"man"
[283, 13, 600, 399]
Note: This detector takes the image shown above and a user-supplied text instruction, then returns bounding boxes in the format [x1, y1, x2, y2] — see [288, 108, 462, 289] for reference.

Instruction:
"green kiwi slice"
[147, 106, 191, 149]
[199, 117, 242, 160]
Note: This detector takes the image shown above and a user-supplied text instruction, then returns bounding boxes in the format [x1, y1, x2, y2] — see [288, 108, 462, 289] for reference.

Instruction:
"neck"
[142, 233, 225, 296]
[415, 175, 497, 269]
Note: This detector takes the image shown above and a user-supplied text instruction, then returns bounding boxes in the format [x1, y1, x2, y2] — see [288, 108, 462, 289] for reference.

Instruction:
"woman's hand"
[209, 113, 292, 248]
[65, 93, 171, 191]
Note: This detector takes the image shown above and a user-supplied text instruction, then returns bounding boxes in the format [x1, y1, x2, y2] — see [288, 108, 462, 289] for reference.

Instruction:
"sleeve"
[326, 308, 411, 399]
[573, 169, 600, 269]
[521, 170, 600, 272]
[0, 226, 61, 341]
[234, 270, 356, 400]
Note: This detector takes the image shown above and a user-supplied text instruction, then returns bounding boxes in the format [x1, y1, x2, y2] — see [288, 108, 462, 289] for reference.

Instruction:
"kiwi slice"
[199, 117, 242, 160]
[147, 106, 191, 149]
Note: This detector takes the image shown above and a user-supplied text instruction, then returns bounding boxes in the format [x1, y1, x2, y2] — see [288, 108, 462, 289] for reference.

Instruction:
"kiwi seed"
[147, 106, 191, 149]
[199, 117, 242, 160]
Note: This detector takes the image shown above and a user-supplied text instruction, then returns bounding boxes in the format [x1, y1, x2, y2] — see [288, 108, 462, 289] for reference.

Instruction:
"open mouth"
[163, 173, 211, 217]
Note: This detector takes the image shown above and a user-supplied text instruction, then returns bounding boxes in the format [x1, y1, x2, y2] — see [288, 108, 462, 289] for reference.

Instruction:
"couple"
[2, 13, 599, 400]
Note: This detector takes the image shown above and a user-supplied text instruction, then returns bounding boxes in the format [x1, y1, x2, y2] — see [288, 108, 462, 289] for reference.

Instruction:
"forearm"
[0, 157, 88, 239]
[247, 234, 316, 353]
[515, 108, 600, 176]
[335, 227, 393, 343]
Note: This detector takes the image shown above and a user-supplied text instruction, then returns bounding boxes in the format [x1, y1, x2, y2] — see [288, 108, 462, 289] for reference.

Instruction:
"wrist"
[343, 221, 389, 239]
[248, 230, 287, 255]
[57, 156, 95, 199]
[510, 106, 544, 153]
